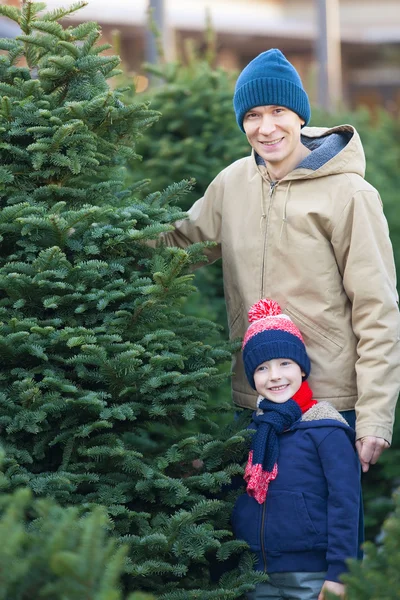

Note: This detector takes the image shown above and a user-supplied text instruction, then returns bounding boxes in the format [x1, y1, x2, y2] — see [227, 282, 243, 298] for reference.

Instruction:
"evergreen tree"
[131, 31, 249, 339]
[134, 28, 249, 214]
[0, 473, 153, 599]
[343, 489, 400, 600]
[0, 2, 261, 597]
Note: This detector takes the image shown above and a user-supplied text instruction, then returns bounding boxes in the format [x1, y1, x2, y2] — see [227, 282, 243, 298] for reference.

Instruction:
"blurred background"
[1, 0, 399, 116]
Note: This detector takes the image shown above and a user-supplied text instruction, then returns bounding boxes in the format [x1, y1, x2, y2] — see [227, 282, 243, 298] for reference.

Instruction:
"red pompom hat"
[242, 299, 311, 389]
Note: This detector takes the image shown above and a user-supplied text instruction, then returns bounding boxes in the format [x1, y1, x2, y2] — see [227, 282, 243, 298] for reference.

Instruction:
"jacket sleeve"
[317, 428, 360, 582]
[331, 189, 400, 443]
[160, 173, 224, 266]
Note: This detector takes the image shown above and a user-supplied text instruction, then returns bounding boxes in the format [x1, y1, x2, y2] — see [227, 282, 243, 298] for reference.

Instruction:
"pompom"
[248, 299, 282, 323]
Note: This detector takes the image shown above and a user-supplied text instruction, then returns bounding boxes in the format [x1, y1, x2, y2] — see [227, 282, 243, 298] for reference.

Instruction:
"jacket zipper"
[260, 181, 277, 297]
[260, 500, 267, 571]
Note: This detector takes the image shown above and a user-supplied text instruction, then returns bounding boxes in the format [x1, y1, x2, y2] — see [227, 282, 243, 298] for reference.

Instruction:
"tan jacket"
[162, 125, 400, 442]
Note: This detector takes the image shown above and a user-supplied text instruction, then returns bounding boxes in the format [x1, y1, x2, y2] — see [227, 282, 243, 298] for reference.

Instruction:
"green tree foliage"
[343, 490, 400, 599]
[135, 40, 249, 212]
[0, 2, 260, 597]
[132, 35, 249, 337]
[0, 482, 152, 599]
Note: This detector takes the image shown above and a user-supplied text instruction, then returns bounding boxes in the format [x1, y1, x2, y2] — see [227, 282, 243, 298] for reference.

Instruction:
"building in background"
[0, 13, 21, 39]
[2, 0, 399, 116]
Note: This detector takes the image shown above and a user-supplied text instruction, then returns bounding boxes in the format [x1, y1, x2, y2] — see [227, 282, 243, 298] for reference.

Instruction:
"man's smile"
[260, 137, 284, 146]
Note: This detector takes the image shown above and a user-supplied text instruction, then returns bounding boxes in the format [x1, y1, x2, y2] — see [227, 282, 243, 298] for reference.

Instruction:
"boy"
[232, 299, 360, 600]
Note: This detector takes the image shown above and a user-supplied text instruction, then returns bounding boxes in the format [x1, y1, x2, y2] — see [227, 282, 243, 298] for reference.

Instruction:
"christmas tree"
[0, 2, 262, 597]
[131, 25, 249, 340]
[0, 465, 153, 599]
[133, 23, 249, 214]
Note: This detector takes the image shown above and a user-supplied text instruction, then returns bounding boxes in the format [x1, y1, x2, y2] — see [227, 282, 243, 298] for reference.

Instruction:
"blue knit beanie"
[233, 48, 311, 133]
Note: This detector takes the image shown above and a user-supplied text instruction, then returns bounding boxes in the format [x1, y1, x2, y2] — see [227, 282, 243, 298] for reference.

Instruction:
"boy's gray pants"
[246, 571, 326, 600]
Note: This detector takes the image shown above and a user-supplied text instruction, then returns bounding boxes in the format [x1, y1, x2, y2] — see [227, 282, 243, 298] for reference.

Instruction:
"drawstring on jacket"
[260, 177, 277, 230]
[259, 188, 266, 230]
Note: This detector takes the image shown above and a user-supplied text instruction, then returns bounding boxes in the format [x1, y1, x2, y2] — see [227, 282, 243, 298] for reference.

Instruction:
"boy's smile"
[253, 358, 305, 403]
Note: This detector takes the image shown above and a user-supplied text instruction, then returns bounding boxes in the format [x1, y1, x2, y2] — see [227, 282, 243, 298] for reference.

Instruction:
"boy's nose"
[269, 367, 281, 380]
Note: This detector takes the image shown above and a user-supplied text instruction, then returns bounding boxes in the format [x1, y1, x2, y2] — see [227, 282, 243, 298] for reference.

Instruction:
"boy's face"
[253, 358, 304, 403]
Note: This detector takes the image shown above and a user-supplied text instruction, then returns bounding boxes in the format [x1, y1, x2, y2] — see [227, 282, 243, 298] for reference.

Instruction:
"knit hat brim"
[243, 335, 311, 390]
[234, 77, 311, 133]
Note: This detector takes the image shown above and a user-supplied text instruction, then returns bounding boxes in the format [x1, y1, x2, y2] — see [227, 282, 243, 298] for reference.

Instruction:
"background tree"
[0, 2, 262, 597]
[0, 476, 154, 600]
[132, 30, 249, 338]
[343, 489, 400, 600]
[131, 31, 250, 413]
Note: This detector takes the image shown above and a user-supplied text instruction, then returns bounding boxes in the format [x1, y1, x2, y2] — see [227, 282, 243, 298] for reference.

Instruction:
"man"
[161, 48, 400, 472]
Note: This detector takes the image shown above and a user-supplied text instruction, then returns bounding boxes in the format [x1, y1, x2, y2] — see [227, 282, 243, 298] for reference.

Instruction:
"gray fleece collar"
[255, 130, 353, 172]
[301, 401, 349, 425]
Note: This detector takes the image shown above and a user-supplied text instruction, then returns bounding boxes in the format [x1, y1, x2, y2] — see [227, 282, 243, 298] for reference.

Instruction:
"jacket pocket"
[231, 493, 263, 551]
[228, 303, 244, 340]
[264, 490, 323, 552]
[285, 304, 343, 353]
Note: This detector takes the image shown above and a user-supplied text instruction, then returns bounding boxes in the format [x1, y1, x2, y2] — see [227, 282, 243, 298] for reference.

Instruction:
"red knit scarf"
[244, 381, 317, 504]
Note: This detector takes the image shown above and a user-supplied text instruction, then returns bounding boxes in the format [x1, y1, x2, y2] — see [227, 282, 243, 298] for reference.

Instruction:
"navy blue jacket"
[231, 405, 360, 582]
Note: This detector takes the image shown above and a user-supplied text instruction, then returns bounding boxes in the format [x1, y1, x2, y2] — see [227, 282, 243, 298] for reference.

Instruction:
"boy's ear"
[301, 370, 306, 378]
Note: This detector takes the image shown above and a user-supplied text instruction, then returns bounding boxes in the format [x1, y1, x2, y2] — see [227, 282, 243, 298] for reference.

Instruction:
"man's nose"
[259, 115, 275, 135]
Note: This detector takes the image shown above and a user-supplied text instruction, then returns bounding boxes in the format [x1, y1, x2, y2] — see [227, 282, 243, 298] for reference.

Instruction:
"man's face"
[243, 105, 304, 172]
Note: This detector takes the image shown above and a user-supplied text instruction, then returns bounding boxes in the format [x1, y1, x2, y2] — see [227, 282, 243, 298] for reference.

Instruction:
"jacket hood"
[290, 401, 356, 442]
[255, 124, 366, 181]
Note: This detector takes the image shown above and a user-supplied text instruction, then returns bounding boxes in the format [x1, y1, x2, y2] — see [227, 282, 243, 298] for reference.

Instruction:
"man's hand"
[318, 580, 345, 599]
[355, 436, 389, 473]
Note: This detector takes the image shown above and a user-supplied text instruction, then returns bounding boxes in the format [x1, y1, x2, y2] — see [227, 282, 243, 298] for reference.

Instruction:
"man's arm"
[331, 189, 400, 456]
[160, 174, 224, 266]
